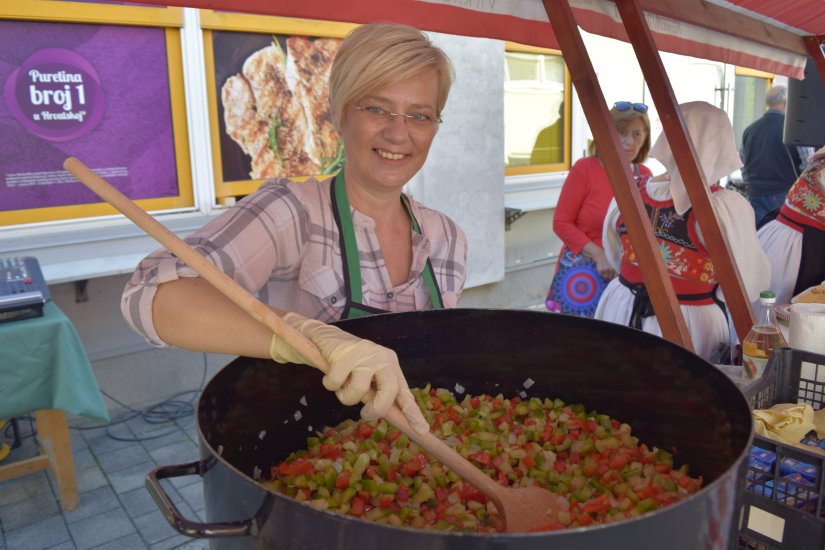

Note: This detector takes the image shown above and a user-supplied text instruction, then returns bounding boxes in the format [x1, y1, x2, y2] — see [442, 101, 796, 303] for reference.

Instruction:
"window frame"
[0, 0, 193, 226]
[503, 41, 572, 177]
[199, 10, 356, 202]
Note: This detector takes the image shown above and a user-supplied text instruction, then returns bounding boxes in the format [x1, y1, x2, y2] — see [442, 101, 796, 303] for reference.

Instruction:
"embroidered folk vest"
[616, 177, 721, 303]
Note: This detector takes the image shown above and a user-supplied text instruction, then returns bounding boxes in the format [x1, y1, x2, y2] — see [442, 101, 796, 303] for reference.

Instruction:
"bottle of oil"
[742, 290, 787, 379]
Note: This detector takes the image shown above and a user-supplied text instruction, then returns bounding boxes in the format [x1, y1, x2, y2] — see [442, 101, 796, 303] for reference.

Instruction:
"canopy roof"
[128, 0, 825, 351]
[723, 0, 825, 36]
[138, 0, 824, 79]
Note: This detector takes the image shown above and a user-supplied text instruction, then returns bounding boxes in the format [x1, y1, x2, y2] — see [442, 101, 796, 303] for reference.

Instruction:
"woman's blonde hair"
[588, 106, 651, 163]
[328, 23, 454, 129]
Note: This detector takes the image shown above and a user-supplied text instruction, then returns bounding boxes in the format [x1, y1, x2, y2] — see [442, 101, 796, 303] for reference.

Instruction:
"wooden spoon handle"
[386, 407, 505, 503]
[63, 157, 504, 508]
[63, 157, 328, 371]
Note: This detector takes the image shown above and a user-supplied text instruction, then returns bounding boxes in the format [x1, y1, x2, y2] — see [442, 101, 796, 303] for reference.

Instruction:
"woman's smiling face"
[339, 68, 441, 194]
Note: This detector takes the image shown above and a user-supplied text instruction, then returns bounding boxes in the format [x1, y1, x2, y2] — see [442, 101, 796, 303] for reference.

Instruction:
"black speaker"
[785, 56, 825, 148]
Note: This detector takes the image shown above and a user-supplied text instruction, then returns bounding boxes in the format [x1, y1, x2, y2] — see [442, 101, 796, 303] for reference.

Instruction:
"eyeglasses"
[353, 105, 442, 128]
[613, 101, 649, 113]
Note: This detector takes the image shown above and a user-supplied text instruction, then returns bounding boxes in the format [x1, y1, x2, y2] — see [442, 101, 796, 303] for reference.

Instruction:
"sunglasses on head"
[614, 101, 649, 113]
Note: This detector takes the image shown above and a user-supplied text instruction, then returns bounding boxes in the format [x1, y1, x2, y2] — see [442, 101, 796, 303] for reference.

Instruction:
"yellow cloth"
[753, 403, 825, 444]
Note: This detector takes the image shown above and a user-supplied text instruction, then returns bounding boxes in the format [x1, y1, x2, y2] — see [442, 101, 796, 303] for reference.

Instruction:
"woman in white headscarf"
[594, 101, 771, 362]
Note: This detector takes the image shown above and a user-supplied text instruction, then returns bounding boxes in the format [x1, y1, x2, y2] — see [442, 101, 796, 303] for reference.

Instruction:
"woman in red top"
[546, 102, 652, 316]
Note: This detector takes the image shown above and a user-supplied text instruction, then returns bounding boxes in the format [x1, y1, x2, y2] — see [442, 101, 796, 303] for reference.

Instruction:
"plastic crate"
[735, 348, 825, 549]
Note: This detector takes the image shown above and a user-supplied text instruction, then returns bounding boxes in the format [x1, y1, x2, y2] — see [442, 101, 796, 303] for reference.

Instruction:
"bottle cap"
[760, 290, 776, 301]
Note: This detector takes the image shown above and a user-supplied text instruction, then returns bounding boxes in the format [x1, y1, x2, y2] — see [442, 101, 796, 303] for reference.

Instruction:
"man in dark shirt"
[740, 85, 801, 226]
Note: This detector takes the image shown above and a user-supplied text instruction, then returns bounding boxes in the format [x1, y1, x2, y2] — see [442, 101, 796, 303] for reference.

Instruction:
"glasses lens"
[613, 101, 648, 113]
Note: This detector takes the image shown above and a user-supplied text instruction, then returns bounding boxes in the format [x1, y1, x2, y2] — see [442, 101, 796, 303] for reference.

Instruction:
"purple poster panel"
[0, 20, 179, 212]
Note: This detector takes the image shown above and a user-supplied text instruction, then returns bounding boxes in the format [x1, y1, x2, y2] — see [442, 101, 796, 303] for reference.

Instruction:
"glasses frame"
[353, 105, 443, 127]
[613, 101, 649, 114]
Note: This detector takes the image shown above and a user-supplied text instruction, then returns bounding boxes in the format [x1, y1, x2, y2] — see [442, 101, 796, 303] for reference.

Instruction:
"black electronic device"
[785, 56, 825, 149]
[0, 256, 50, 323]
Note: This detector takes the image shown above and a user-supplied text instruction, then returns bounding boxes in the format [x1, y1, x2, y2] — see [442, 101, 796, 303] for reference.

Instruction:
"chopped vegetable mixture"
[263, 386, 703, 532]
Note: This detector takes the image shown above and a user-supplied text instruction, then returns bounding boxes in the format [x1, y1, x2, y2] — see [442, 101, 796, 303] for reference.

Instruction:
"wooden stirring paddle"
[63, 156, 568, 532]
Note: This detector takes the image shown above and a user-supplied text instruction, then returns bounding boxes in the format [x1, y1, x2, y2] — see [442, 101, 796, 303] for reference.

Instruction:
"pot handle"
[146, 461, 255, 538]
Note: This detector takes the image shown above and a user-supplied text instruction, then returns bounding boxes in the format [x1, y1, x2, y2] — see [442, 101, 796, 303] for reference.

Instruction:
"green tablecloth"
[0, 301, 109, 422]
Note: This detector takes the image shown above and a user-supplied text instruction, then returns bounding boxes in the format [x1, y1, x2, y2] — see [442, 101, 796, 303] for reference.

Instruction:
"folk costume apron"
[615, 177, 726, 330]
[331, 175, 444, 319]
[775, 152, 825, 297]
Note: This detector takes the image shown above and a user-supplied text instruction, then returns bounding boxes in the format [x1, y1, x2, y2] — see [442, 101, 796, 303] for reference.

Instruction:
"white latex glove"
[269, 312, 429, 434]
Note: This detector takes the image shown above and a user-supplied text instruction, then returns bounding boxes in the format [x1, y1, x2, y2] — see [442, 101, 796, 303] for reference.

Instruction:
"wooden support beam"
[631, 0, 807, 56]
[543, 0, 692, 350]
[615, 0, 755, 344]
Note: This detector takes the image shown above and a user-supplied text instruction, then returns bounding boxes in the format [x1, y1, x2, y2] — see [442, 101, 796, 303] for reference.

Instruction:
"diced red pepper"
[447, 407, 463, 423]
[278, 458, 315, 476]
[403, 453, 428, 476]
[319, 443, 342, 459]
[608, 454, 629, 470]
[676, 474, 695, 489]
[581, 493, 611, 514]
[470, 451, 492, 466]
[335, 470, 351, 490]
[576, 513, 594, 526]
[351, 496, 366, 516]
[356, 423, 373, 439]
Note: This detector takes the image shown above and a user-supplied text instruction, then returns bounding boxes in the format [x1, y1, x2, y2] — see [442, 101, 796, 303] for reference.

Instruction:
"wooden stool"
[0, 410, 79, 511]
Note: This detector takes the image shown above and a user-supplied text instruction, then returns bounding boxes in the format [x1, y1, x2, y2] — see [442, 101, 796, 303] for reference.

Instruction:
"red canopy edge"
[133, 0, 809, 78]
[137, 0, 562, 49]
[571, 1, 807, 79]
[725, 0, 825, 37]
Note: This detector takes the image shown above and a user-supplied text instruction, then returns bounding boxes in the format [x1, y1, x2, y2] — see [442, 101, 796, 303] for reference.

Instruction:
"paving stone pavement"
[0, 411, 212, 550]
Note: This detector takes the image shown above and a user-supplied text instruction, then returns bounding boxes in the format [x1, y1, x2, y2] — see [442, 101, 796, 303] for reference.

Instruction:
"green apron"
[331, 174, 443, 319]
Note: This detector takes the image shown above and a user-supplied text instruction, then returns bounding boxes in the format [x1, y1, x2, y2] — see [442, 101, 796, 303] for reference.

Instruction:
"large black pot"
[147, 309, 753, 549]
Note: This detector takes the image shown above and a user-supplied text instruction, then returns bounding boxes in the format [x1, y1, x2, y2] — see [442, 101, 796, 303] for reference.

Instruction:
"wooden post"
[615, 0, 755, 344]
[542, 0, 693, 350]
[34, 410, 79, 511]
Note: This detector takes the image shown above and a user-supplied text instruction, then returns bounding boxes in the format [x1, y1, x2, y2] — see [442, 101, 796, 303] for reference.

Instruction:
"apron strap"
[332, 173, 443, 318]
[332, 174, 364, 307]
[401, 195, 445, 309]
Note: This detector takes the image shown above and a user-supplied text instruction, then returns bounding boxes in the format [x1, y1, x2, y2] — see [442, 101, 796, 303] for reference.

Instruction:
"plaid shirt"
[121, 176, 468, 346]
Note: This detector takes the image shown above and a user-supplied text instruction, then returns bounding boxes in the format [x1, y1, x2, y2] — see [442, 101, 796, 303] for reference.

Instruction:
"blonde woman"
[121, 24, 469, 432]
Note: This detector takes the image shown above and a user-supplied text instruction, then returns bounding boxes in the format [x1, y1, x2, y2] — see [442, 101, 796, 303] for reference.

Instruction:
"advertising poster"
[213, 31, 343, 182]
[0, 19, 179, 214]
